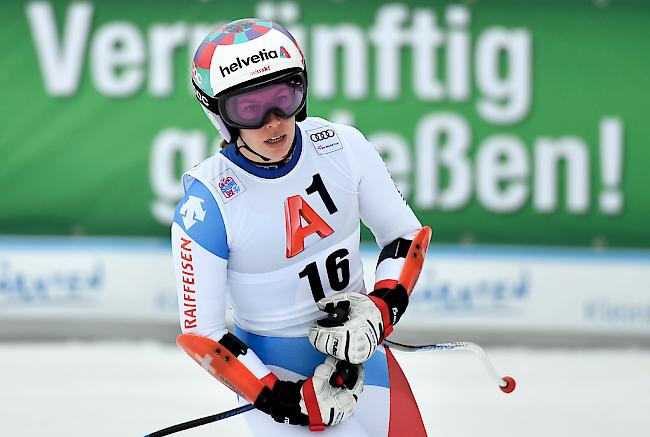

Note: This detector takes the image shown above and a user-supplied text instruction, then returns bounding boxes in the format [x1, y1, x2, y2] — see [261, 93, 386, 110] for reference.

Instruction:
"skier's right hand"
[254, 356, 364, 430]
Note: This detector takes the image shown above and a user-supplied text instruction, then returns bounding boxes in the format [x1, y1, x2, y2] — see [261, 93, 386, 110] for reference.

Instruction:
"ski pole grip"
[326, 305, 349, 325]
[317, 301, 350, 328]
[329, 360, 358, 389]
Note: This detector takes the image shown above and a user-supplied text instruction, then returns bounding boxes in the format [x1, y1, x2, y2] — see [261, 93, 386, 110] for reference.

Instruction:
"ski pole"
[145, 342, 514, 436]
[384, 339, 516, 393]
[145, 359, 357, 436]
[145, 404, 255, 437]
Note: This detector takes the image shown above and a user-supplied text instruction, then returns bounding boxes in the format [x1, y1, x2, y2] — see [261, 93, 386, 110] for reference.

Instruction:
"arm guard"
[178, 332, 311, 426]
[176, 333, 277, 403]
[369, 226, 432, 336]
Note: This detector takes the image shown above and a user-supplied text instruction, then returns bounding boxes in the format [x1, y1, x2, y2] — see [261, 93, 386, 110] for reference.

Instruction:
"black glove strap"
[369, 283, 409, 325]
[254, 380, 309, 426]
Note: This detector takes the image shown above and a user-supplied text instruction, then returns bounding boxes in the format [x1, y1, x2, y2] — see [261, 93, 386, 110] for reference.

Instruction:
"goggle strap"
[192, 80, 220, 115]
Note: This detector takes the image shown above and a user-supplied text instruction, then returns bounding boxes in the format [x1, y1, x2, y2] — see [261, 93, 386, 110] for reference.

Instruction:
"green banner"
[1, 0, 648, 247]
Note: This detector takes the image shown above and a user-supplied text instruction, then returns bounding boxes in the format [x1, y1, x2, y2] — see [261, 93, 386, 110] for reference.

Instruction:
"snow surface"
[1, 342, 649, 437]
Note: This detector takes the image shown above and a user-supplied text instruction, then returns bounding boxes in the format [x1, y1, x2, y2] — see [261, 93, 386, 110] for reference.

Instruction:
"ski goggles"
[218, 72, 307, 129]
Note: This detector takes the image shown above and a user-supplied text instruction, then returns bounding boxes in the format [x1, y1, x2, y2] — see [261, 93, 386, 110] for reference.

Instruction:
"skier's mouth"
[265, 134, 286, 145]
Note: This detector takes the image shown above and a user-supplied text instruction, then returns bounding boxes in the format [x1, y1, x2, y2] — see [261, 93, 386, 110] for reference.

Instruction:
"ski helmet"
[191, 19, 308, 142]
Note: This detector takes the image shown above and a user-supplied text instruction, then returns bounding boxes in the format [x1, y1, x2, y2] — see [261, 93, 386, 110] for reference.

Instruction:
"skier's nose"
[264, 112, 282, 127]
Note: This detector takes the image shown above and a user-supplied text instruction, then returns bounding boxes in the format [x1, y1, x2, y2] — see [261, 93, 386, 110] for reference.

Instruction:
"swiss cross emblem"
[194, 353, 216, 375]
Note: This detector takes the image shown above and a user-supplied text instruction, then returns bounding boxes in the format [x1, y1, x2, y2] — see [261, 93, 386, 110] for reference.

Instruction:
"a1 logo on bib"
[307, 127, 342, 155]
[211, 169, 246, 203]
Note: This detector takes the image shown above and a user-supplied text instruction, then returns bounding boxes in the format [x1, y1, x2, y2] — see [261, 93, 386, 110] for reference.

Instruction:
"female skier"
[172, 18, 428, 436]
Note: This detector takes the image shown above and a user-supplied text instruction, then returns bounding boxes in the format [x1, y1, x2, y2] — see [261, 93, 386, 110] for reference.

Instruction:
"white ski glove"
[309, 292, 386, 364]
[255, 356, 364, 430]
[300, 356, 364, 429]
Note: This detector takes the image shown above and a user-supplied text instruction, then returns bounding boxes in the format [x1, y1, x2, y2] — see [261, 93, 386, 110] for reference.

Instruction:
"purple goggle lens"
[222, 76, 306, 129]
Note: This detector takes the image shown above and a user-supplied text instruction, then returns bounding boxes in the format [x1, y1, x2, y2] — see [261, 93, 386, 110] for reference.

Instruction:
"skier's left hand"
[254, 356, 364, 429]
[309, 292, 387, 364]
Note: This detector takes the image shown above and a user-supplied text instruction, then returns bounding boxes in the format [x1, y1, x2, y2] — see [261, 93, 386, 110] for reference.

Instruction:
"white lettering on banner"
[410, 9, 446, 101]
[26, 1, 217, 98]
[534, 137, 590, 213]
[415, 113, 472, 210]
[477, 135, 529, 213]
[149, 129, 209, 225]
[91, 22, 145, 96]
[362, 3, 529, 112]
[312, 24, 368, 99]
[22, 2, 626, 222]
[599, 119, 624, 214]
[26, 1, 530, 115]
[446, 6, 471, 101]
[149, 23, 189, 96]
[412, 115, 620, 213]
[476, 28, 531, 124]
[26, 2, 93, 95]
[150, 117, 624, 224]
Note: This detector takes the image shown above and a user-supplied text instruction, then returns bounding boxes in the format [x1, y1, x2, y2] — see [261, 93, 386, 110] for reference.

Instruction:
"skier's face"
[239, 113, 296, 163]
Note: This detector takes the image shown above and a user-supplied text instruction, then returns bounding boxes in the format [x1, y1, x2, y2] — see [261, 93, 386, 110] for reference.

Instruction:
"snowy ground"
[1, 342, 649, 437]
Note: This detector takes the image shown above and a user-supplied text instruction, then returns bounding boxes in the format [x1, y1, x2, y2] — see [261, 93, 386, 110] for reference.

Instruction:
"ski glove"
[309, 286, 409, 364]
[254, 356, 364, 430]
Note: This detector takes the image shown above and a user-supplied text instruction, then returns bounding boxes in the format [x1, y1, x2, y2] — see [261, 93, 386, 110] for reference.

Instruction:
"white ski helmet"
[191, 18, 307, 142]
